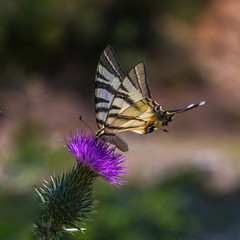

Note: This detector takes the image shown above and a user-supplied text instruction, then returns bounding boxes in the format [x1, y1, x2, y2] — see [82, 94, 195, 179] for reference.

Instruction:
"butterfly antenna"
[79, 116, 94, 133]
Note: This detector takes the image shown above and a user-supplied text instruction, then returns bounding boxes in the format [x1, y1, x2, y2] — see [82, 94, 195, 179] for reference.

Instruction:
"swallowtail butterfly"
[95, 45, 205, 151]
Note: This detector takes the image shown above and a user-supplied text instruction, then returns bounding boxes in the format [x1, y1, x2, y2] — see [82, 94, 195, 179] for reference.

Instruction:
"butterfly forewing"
[95, 45, 126, 129]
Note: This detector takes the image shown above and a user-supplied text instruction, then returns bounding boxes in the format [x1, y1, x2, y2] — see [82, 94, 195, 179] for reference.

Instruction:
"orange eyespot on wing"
[144, 121, 154, 133]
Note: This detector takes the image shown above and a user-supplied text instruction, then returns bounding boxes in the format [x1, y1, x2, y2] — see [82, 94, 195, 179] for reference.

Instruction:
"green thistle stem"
[33, 166, 97, 240]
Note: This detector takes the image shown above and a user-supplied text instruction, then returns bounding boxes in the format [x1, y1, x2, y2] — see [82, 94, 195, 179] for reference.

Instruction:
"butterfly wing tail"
[157, 101, 206, 130]
[166, 101, 206, 114]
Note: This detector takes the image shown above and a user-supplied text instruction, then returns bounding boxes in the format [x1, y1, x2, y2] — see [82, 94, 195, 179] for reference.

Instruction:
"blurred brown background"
[0, 0, 240, 239]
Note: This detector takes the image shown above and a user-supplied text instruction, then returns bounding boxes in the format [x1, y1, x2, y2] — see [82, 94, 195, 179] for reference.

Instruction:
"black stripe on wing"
[95, 81, 116, 95]
[115, 92, 135, 105]
[107, 113, 145, 121]
[95, 96, 109, 104]
[96, 118, 105, 126]
[120, 84, 129, 93]
[96, 71, 110, 82]
[96, 105, 121, 113]
[141, 63, 151, 98]
[105, 124, 143, 130]
[100, 45, 126, 80]
[128, 62, 152, 99]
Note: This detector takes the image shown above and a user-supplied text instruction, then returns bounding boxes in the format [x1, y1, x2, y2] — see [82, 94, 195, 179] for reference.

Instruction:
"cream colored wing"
[103, 62, 155, 134]
[104, 98, 155, 134]
[127, 62, 151, 99]
[95, 47, 153, 135]
[95, 45, 126, 129]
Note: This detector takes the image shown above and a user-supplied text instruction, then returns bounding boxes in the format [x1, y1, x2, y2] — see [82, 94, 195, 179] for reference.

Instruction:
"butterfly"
[95, 45, 205, 152]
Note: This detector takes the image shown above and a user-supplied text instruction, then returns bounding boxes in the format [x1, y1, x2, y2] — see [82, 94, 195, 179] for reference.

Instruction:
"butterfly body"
[95, 45, 205, 151]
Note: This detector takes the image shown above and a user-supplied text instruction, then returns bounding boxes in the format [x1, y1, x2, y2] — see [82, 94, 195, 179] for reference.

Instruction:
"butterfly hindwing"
[127, 62, 152, 99]
[104, 63, 152, 133]
[105, 98, 153, 134]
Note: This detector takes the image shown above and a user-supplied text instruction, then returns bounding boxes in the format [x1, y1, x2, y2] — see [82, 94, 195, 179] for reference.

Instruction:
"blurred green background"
[1, 0, 240, 239]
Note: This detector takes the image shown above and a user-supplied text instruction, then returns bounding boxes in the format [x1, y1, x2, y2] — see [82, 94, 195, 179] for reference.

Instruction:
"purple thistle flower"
[60, 130, 128, 188]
